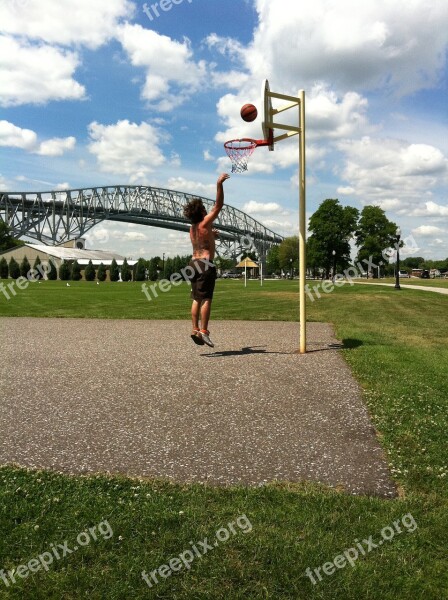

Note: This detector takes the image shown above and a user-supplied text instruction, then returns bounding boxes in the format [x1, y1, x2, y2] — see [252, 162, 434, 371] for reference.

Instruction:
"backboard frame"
[262, 79, 275, 151]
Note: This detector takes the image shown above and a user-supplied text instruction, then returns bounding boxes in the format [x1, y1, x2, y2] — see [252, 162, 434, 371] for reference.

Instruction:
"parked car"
[399, 270, 410, 278]
[420, 270, 430, 279]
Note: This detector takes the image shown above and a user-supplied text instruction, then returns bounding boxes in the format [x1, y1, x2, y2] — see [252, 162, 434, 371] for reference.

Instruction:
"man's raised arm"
[203, 173, 230, 225]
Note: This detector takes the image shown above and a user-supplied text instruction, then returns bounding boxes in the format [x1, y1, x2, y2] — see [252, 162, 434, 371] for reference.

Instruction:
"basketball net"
[224, 139, 257, 173]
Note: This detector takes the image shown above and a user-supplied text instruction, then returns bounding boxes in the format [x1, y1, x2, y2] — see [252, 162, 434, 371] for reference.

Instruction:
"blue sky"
[1, 0, 447, 259]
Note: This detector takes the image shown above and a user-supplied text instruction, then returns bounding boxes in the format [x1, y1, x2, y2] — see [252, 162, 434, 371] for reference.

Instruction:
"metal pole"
[299, 90, 306, 354]
[395, 233, 401, 290]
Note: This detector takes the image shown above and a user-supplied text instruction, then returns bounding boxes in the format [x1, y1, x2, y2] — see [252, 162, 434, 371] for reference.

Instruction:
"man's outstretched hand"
[217, 173, 230, 186]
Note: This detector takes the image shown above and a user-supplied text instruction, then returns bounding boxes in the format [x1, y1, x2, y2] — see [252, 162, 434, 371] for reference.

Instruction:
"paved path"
[354, 281, 448, 295]
[0, 318, 396, 497]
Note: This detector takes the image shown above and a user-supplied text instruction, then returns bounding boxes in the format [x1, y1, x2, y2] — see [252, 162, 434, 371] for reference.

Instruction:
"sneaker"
[200, 329, 214, 347]
[191, 329, 205, 345]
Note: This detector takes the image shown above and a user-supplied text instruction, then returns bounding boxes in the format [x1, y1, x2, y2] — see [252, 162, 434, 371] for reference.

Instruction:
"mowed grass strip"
[0, 280, 447, 598]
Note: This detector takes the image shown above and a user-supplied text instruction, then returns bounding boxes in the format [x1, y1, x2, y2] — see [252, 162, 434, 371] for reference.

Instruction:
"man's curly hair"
[183, 198, 206, 224]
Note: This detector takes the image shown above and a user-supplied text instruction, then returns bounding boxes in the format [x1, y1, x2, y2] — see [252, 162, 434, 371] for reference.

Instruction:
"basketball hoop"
[224, 137, 271, 173]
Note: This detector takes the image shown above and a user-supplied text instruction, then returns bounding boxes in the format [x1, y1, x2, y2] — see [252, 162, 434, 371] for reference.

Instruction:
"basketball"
[240, 104, 258, 122]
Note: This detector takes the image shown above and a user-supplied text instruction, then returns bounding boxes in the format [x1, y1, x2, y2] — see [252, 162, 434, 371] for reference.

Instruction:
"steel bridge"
[0, 185, 283, 259]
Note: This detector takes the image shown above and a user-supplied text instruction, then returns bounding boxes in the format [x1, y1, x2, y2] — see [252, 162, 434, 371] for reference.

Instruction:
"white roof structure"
[25, 243, 137, 266]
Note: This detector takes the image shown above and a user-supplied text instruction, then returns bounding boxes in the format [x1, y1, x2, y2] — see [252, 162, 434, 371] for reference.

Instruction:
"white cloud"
[117, 24, 207, 111]
[307, 85, 372, 140]
[0, 174, 10, 189]
[88, 120, 166, 184]
[0, 36, 85, 106]
[337, 186, 355, 195]
[412, 225, 445, 237]
[36, 136, 76, 156]
[337, 136, 448, 202]
[205, 34, 245, 62]
[0, 0, 133, 49]
[0, 120, 76, 156]
[123, 231, 148, 241]
[424, 201, 448, 217]
[166, 177, 216, 198]
[408, 201, 448, 218]
[250, 0, 448, 96]
[243, 200, 287, 215]
[0, 120, 37, 149]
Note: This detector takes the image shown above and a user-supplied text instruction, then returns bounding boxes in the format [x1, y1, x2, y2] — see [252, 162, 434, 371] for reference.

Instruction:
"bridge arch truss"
[0, 185, 284, 259]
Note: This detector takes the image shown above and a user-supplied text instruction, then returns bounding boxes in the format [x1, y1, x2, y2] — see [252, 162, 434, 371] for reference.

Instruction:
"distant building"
[0, 238, 137, 279]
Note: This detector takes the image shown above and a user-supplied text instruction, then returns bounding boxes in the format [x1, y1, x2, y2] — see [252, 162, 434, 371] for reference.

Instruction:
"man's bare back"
[190, 222, 215, 261]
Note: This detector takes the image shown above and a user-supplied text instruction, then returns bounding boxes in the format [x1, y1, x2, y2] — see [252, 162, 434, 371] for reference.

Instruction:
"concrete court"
[0, 317, 396, 497]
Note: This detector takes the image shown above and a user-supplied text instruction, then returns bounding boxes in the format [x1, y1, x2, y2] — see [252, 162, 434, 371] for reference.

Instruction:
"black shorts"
[189, 259, 217, 301]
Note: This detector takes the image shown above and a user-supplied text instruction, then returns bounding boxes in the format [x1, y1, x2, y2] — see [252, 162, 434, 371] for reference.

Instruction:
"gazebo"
[235, 257, 260, 287]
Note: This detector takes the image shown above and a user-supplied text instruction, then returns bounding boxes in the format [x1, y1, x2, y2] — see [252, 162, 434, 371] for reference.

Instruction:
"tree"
[266, 245, 280, 275]
[402, 257, 425, 269]
[134, 258, 147, 281]
[0, 257, 8, 278]
[47, 259, 58, 280]
[121, 258, 132, 282]
[20, 255, 31, 278]
[109, 258, 119, 282]
[308, 199, 359, 277]
[59, 261, 71, 280]
[8, 257, 20, 279]
[0, 221, 23, 252]
[147, 257, 159, 281]
[278, 236, 300, 276]
[164, 257, 174, 280]
[71, 260, 82, 281]
[306, 237, 323, 278]
[97, 262, 107, 281]
[33, 256, 42, 280]
[355, 206, 398, 278]
[84, 260, 96, 281]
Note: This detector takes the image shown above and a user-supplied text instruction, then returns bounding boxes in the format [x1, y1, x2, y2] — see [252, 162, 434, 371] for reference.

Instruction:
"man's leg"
[191, 299, 201, 329]
[200, 299, 212, 332]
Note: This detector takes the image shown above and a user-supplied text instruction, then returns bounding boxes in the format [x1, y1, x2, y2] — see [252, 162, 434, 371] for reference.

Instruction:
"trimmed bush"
[47, 259, 58, 280]
[59, 261, 71, 281]
[84, 260, 96, 281]
[0, 257, 8, 278]
[109, 258, 119, 282]
[8, 257, 20, 279]
[134, 258, 146, 281]
[121, 258, 132, 282]
[71, 260, 82, 281]
[97, 263, 107, 281]
[20, 255, 31, 278]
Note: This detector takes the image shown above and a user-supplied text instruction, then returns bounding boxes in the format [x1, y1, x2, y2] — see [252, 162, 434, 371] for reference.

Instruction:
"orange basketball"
[240, 103, 258, 122]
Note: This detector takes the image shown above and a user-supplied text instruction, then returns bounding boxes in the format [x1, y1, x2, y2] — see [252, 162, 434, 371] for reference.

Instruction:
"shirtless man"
[183, 173, 230, 347]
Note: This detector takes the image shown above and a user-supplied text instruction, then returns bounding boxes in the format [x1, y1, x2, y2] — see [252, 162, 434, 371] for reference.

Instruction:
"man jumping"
[183, 173, 230, 347]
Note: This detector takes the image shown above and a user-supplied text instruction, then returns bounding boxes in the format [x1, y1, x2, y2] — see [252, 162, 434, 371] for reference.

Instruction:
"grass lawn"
[0, 280, 447, 598]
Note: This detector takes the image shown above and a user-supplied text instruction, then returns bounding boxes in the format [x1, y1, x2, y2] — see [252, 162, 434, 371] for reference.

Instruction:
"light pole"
[162, 253, 165, 278]
[394, 227, 401, 290]
[332, 250, 336, 282]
